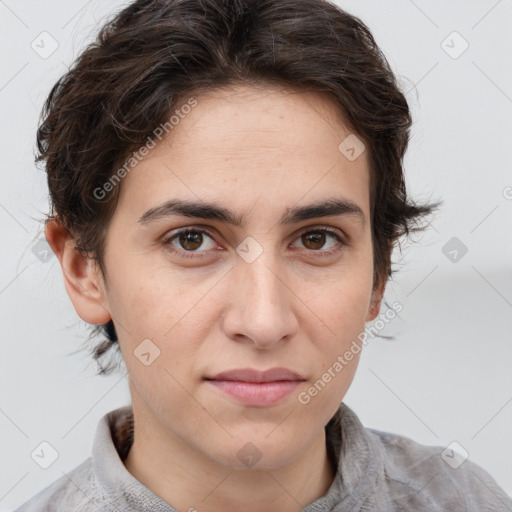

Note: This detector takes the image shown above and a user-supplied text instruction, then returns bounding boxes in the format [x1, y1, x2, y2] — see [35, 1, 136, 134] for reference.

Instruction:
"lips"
[207, 367, 305, 383]
[205, 367, 305, 407]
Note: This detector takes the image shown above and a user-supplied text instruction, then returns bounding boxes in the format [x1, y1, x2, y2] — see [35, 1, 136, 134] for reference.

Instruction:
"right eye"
[162, 228, 219, 259]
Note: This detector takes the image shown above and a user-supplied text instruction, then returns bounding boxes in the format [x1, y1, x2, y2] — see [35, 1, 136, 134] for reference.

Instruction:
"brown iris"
[301, 231, 326, 250]
[179, 231, 203, 251]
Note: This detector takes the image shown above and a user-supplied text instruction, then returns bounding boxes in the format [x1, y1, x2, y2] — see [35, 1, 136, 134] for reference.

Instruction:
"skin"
[46, 83, 385, 512]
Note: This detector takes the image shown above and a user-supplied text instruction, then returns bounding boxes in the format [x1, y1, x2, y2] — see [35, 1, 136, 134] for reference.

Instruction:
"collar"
[92, 402, 383, 511]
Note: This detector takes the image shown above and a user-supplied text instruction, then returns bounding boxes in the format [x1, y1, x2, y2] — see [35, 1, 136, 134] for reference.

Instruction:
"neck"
[124, 411, 336, 512]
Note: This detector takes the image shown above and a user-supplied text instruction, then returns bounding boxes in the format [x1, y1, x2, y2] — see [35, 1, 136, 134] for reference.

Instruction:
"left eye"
[162, 227, 344, 258]
[292, 229, 342, 252]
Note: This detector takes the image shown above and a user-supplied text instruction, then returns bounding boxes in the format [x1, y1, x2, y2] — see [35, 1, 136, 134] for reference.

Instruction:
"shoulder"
[366, 427, 512, 511]
[13, 406, 136, 512]
[13, 458, 105, 512]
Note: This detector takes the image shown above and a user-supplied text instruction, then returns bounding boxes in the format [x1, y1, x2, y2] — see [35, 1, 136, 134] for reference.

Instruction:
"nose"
[220, 250, 299, 350]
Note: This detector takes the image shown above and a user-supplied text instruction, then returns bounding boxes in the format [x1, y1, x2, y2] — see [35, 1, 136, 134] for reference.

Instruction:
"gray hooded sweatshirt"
[14, 403, 512, 511]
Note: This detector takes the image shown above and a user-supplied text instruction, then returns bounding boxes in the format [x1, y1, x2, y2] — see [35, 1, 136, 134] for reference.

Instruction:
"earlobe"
[45, 218, 111, 325]
[366, 281, 385, 322]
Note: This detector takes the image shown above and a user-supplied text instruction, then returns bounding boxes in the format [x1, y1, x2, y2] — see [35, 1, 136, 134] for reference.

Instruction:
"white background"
[0, 0, 511, 510]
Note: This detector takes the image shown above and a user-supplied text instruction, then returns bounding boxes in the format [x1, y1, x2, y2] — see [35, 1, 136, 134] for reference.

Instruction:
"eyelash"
[161, 226, 346, 260]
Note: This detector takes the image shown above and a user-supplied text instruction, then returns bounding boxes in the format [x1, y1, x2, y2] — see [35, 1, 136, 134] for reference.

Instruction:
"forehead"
[166, 83, 354, 157]
[114, 84, 371, 225]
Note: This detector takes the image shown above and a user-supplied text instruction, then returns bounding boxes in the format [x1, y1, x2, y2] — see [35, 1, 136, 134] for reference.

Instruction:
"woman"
[16, 0, 512, 510]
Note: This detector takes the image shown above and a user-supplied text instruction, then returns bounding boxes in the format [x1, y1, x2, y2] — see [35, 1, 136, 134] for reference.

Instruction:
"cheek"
[301, 267, 374, 334]
[104, 252, 189, 334]
[299, 266, 373, 399]
[108, 269, 215, 385]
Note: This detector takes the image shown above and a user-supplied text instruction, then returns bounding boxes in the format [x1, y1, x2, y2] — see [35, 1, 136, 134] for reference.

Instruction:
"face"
[65, 84, 383, 470]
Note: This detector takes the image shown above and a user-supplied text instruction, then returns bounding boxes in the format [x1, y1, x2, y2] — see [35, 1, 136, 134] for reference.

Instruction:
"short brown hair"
[37, 0, 439, 374]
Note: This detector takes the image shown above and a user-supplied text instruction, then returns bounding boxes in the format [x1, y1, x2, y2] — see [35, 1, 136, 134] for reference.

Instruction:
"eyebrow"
[137, 197, 366, 227]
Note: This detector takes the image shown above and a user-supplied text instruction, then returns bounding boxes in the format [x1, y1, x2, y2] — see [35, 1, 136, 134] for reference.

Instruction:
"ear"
[45, 218, 111, 325]
[365, 279, 385, 322]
